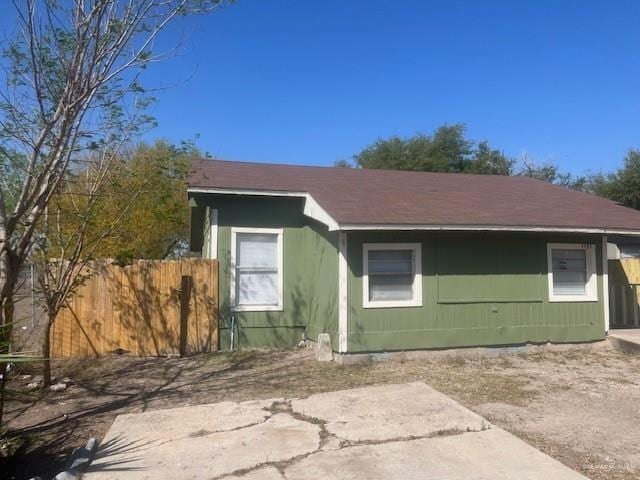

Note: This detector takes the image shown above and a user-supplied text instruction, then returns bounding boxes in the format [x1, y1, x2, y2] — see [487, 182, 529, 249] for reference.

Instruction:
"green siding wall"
[192, 193, 606, 353]
[195, 195, 339, 350]
[304, 222, 340, 349]
[347, 231, 605, 353]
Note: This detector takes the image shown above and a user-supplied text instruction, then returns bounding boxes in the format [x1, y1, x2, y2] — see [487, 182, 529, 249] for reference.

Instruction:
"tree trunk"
[43, 318, 53, 387]
[0, 250, 18, 352]
[0, 295, 14, 349]
[0, 300, 14, 429]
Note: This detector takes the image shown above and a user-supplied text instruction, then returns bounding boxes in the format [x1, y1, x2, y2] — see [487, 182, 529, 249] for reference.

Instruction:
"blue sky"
[4, 1, 640, 174]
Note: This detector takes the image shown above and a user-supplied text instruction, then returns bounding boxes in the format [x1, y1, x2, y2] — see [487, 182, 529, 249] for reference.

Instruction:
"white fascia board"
[187, 187, 339, 231]
[339, 224, 640, 236]
[188, 187, 308, 197]
[302, 194, 339, 230]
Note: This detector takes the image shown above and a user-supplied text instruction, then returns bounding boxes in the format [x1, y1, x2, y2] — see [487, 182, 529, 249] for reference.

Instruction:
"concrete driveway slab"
[85, 411, 319, 479]
[85, 382, 587, 480]
[291, 381, 489, 442]
[283, 428, 587, 480]
[93, 399, 277, 440]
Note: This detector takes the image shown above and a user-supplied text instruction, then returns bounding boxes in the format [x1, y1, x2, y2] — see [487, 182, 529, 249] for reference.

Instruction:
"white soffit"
[186, 187, 339, 231]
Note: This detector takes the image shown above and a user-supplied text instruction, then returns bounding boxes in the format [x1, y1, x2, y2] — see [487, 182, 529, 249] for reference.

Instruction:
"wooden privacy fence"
[609, 258, 640, 328]
[50, 259, 218, 358]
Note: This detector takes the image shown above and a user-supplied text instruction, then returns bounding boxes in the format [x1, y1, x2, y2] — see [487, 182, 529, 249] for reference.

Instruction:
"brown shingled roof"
[188, 159, 640, 233]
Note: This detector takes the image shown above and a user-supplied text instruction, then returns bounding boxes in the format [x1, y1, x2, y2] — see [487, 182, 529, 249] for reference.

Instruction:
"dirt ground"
[2, 340, 639, 480]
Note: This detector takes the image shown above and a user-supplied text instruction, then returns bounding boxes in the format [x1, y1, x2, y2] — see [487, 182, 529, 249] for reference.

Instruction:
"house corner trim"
[603, 235, 610, 333]
[338, 231, 348, 353]
[209, 208, 218, 260]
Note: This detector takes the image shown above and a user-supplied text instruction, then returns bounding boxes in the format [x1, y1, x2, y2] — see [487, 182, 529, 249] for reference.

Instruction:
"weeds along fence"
[50, 259, 218, 358]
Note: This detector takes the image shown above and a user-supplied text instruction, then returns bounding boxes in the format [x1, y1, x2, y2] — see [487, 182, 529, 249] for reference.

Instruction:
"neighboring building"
[187, 159, 640, 354]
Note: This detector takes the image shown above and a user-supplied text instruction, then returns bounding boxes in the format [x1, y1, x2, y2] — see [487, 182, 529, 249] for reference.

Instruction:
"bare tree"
[32, 147, 141, 387]
[0, 0, 227, 424]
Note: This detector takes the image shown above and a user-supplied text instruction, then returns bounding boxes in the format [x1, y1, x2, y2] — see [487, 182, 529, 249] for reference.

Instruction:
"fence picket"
[50, 259, 218, 358]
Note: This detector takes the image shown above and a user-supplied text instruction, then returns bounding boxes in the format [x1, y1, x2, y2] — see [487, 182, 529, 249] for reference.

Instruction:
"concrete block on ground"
[608, 331, 640, 353]
[315, 333, 333, 362]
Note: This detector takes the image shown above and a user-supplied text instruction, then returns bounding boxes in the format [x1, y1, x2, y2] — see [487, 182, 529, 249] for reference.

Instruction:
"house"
[187, 159, 640, 354]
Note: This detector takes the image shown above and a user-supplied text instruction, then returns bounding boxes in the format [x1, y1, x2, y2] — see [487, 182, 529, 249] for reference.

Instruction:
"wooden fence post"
[179, 275, 192, 357]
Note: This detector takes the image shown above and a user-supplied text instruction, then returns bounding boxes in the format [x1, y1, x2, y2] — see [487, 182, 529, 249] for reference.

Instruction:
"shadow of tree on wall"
[51, 260, 219, 358]
[217, 279, 312, 350]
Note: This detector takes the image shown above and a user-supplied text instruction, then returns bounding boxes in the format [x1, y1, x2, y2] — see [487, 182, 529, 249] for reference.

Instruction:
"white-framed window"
[547, 243, 598, 302]
[363, 243, 422, 308]
[230, 227, 283, 312]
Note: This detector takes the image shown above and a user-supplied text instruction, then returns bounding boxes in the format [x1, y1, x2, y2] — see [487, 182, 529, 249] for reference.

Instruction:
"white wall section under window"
[230, 227, 283, 312]
[362, 243, 422, 308]
[547, 243, 598, 302]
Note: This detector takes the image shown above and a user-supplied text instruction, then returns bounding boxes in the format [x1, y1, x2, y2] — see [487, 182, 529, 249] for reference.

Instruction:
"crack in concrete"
[211, 401, 330, 480]
[338, 424, 490, 449]
[186, 414, 274, 439]
[211, 399, 491, 480]
[278, 401, 334, 452]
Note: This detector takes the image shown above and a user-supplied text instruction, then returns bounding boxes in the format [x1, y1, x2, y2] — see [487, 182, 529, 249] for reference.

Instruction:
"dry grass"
[2, 342, 640, 479]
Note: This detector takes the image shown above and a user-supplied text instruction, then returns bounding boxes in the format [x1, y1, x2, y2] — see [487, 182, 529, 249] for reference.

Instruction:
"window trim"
[547, 243, 598, 303]
[203, 207, 218, 260]
[209, 208, 218, 260]
[230, 227, 284, 312]
[362, 242, 422, 309]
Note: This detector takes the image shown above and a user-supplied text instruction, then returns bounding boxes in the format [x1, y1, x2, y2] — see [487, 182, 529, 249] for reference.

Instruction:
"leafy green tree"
[353, 124, 516, 175]
[354, 124, 474, 172]
[96, 141, 195, 262]
[351, 125, 591, 190]
[334, 159, 353, 168]
[589, 150, 640, 209]
[30, 140, 194, 386]
[428, 124, 474, 172]
[466, 141, 514, 175]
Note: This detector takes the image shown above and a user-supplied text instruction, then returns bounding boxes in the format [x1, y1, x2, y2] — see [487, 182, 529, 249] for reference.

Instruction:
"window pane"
[237, 234, 277, 268]
[235, 233, 279, 306]
[368, 250, 413, 275]
[552, 249, 587, 295]
[237, 270, 278, 305]
[369, 274, 414, 301]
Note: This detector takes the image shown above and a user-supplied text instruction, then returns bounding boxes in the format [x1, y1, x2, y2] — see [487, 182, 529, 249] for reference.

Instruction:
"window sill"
[231, 304, 283, 312]
[363, 300, 423, 309]
[548, 296, 598, 303]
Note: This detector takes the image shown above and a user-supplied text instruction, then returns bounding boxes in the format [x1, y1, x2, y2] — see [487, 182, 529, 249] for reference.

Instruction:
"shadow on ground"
[2, 344, 640, 480]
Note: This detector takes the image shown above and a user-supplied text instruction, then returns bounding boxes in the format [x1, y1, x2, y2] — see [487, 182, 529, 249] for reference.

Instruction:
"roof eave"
[339, 223, 640, 235]
[187, 187, 640, 236]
